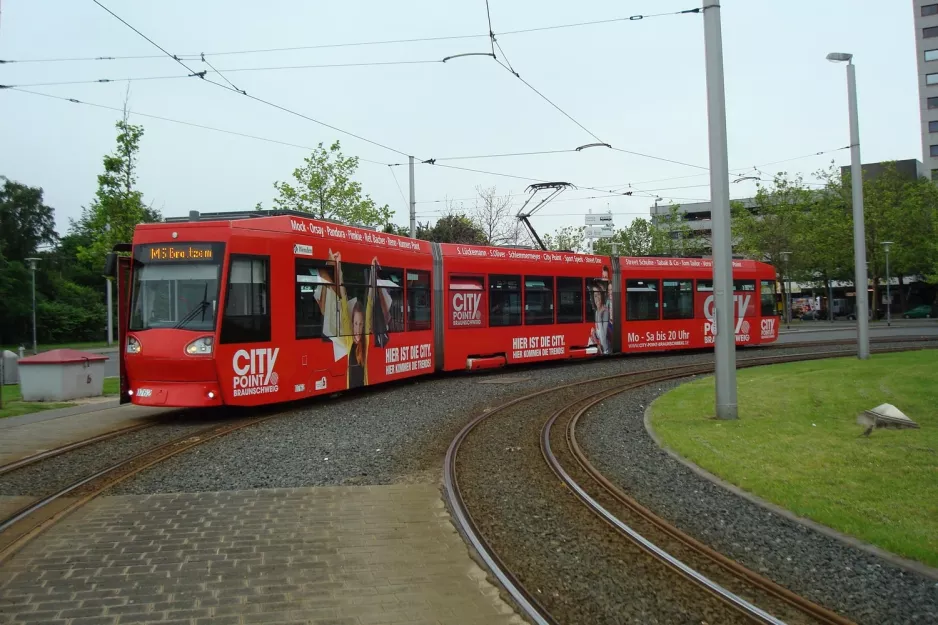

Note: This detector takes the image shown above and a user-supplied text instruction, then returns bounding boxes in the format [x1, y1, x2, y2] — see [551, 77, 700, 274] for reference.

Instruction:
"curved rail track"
[0, 414, 281, 563]
[444, 344, 935, 624]
[0, 422, 156, 477]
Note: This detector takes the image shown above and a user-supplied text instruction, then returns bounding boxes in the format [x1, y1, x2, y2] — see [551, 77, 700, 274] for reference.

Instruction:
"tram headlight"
[185, 336, 214, 355]
[126, 336, 141, 354]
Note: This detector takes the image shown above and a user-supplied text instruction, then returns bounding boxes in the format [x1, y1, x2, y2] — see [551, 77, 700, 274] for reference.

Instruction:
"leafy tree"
[416, 214, 488, 244]
[0, 177, 57, 262]
[649, 205, 709, 256]
[855, 162, 938, 315]
[270, 140, 392, 228]
[0, 257, 32, 344]
[543, 226, 586, 252]
[73, 108, 160, 267]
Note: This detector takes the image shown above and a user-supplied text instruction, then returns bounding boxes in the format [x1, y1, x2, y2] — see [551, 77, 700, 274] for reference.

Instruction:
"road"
[775, 319, 938, 344]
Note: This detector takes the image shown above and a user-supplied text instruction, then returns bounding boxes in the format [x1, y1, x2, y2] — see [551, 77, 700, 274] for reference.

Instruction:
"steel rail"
[0, 422, 155, 477]
[447, 345, 929, 625]
[0, 414, 280, 563]
[564, 386, 856, 625]
[539, 373, 788, 625]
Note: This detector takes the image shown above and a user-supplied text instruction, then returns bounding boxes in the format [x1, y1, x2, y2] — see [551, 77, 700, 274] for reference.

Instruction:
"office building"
[915, 0, 938, 179]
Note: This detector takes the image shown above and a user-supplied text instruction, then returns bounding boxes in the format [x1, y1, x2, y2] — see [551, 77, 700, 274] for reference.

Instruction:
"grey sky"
[0, 1, 922, 239]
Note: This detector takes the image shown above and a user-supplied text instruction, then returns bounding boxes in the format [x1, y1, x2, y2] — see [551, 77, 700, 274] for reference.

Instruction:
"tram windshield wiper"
[173, 300, 212, 329]
[173, 283, 212, 329]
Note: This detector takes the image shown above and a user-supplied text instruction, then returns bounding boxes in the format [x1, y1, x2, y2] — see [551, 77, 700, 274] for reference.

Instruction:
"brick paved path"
[0, 485, 524, 625]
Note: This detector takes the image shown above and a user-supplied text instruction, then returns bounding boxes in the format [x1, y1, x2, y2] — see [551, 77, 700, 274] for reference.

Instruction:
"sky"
[0, 1, 924, 240]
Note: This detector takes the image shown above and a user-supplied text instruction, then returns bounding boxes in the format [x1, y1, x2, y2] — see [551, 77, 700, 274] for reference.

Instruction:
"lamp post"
[827, 51, 870, 359]
[881, 241, 893, 327]
[25, 257, 40, 354]
[780, 251, 792, 328]
[703, 0, 737, 419]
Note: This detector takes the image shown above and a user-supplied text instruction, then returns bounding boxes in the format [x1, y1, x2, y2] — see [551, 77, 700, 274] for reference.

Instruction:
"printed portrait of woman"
[314, 250, 395, 390]
[589, 282, 610, 355]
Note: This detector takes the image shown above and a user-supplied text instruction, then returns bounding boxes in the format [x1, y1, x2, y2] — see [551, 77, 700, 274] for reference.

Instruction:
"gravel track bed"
[577, 379, 938, 625]
[108, 341, 932, 495]
[547, 387, 822, 625]
[0, 418, 225, 498]
[457, 373, 754, 624]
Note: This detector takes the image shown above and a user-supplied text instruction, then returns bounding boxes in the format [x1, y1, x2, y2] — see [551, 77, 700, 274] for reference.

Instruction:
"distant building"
[914, 1, 938, 178]
[838, 158, 926, 182]
[649, 198, 757, 256]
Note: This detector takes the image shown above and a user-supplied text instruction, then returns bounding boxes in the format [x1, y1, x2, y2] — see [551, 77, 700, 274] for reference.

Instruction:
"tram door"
[106, 251, 134, 405]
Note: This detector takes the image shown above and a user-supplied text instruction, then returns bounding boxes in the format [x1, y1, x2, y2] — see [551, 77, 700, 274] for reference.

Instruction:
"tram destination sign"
[137, 243, 221, 262]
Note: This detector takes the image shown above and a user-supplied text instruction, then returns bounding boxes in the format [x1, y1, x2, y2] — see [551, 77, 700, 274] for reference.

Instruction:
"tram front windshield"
[129, 243, 224, 332]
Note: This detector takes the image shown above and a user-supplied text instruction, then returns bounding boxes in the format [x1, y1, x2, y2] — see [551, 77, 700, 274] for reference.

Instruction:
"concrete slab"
[0, 404, 170, 466]
[0, 484, 524, 625]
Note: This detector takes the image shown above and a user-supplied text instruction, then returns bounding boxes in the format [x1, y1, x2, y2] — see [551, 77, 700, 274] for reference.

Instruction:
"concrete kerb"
[641, 401, 938, 582]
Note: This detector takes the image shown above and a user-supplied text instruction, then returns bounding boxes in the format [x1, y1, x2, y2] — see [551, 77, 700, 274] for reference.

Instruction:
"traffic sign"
[585, 226, 615, 239]
[584, 211, 614, 225]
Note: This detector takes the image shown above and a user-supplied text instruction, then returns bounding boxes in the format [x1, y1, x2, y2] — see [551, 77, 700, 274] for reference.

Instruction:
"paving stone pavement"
[0, 485, 525, 625]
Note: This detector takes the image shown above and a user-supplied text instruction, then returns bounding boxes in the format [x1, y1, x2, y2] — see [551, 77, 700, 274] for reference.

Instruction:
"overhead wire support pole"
[702, 1, 737, 420]
[409, 156, 416, 238]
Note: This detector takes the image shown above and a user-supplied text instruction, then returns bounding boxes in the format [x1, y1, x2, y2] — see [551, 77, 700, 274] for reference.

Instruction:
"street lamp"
[881, 241, 893, 327]
[827, 51, 870, 359]
[780, 251, 792, 329]
[25, 258, 40, 354]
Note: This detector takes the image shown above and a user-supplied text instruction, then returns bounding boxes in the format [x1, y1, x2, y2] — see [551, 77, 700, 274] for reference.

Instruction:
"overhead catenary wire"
[0, 59, 445, 89]
[89, 0, 416, 159]
[387, 166, 410, 210]
[5, 87, 391, 166]
[2, 6, 703, 65]
[199, 53, 243, 94]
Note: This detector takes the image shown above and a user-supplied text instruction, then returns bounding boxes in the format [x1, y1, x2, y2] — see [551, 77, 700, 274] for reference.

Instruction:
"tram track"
[445, 344, 936, 625]
[0, 422, 156, 477]
[0, 413, 281, 563]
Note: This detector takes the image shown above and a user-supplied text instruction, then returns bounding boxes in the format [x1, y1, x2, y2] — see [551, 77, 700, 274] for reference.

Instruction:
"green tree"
[0, 177, 57, 262]
[543, 226, 585, 252]
[270, 140, 392, 228]
[799, 168, 852, 318]
[73, 110, 160, 267]
[857, 163, 938, 316]
[417, 214, 488, 244]
[594, 218, 662, 256]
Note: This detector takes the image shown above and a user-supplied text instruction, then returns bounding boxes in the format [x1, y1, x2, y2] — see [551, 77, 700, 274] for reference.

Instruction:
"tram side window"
[760, 280, 777, 316]
[525, 276, 554, 325]
[733, 280, 756, 292]
[626, 279, 660, 321]
[221, 256, 270, 344]
[407, 270, 431, 331]
[557, 277, 584, 323]
[697, 280, 713, 292]
[489, 275, 521, 327]
[295, 259, 334, 339]
[662, 279, 694, 320]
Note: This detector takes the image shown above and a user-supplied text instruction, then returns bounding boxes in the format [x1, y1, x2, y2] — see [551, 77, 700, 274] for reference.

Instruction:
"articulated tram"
[108, 210, 779, 408]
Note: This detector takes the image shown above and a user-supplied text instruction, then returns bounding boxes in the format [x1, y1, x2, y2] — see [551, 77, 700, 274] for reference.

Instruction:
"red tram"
[108, 211, 779, 408]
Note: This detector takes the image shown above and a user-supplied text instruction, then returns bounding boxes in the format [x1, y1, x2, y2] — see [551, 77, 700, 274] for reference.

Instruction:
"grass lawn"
[0, 377, 120, 420]
[650, 350, 938, 568]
